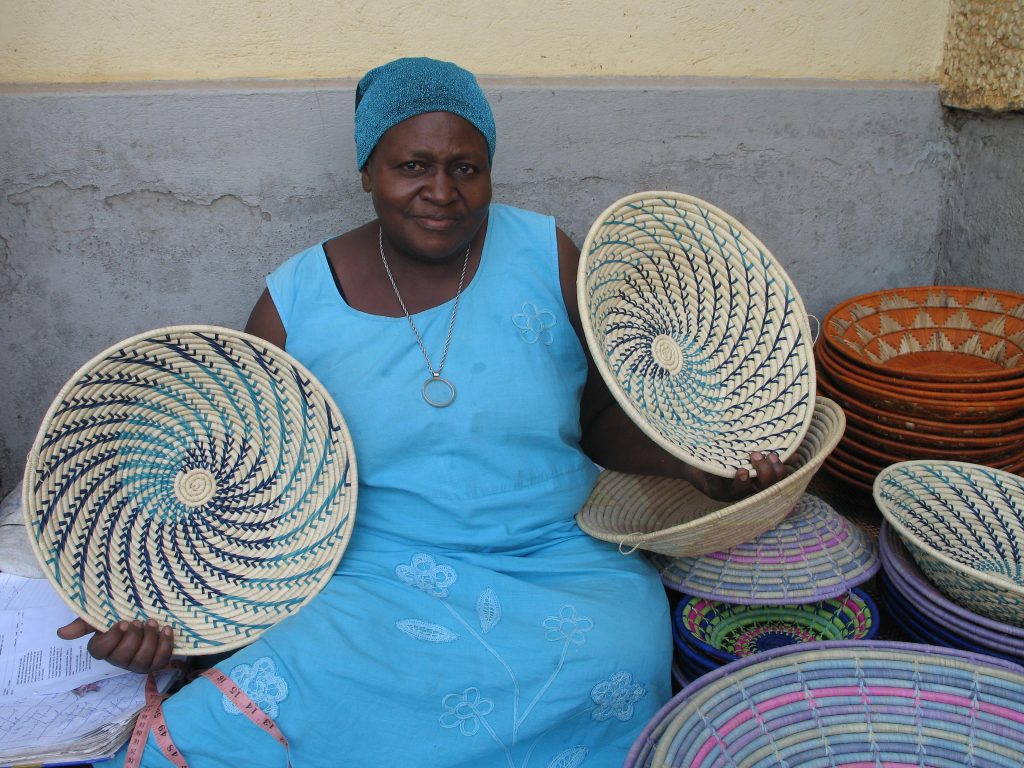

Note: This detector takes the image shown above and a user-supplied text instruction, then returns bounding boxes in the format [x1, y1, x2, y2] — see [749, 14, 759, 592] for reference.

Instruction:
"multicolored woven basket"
[673, 588, 878, 665]
[577, 191, 816, 477]
[652, 493, 878, 603]
[873, 460, 1024, 628]
[23, 326, 357, 654]
[627, 641, 1024, 768]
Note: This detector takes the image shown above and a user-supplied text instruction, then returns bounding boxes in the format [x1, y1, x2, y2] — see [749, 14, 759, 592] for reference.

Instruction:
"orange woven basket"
[822, 286, 1024, 383]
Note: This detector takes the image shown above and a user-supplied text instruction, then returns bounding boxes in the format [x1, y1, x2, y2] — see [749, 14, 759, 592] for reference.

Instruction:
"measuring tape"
[124, 669, 292, 767]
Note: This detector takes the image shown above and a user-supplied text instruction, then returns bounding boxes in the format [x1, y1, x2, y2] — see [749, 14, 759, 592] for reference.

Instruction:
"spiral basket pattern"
[652, 493, 877, 604]
[674, 589, 877, 664]
[873, 460, 1024, 628]
[577, 192, 815, 476]
[22, 326, 357, 654]
[636, 641, 1024, 768]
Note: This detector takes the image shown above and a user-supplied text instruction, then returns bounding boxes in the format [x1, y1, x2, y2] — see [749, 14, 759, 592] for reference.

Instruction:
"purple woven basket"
[879, 521, 1024, 651]
[651, 493, 878, 605]
[876, 565, 1023, 664]
[625, 640, 1024, 768]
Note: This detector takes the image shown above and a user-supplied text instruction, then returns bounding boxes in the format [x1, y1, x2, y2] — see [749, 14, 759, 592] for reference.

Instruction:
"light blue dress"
[109, 203, 671, 768]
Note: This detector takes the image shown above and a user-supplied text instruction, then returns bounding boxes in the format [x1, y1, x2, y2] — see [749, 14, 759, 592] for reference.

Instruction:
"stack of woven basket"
[816, 286, 1024, 491]
[649, 493, 880, 685]
[873, 460, 1024, 665]
[573, 192, 1024, 767]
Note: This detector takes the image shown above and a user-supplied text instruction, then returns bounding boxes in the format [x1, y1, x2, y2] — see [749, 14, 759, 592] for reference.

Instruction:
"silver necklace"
[378, 227, 470, 408]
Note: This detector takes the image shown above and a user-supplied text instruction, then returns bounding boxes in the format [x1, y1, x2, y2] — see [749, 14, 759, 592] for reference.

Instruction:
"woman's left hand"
[686, 451, 792, 502]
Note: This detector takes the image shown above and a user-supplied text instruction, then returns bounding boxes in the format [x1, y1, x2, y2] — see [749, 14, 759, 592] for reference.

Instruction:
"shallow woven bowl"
[833, 425, 1024, 480]
[829, 387, 1024, 452]
[817, 335, 1024, 397]
[651, 493, 878, 604]
[823, 286, 1024, 384]
[879, 521, 1024, 649]
[816, 370, 1024, 439]
[577, 398, 845, 557]
[639, 641, 1024, 768]
[578, 192, 816, 477]
[874, 460, 1024, 628]
[674, 588, 878, 665]
[843, 420, 1024, 463]
[822, 448, 877, 492]
[876, 566, 1023, 664]
[23, 326, 358, 654]
[816, 341, 1024, 422]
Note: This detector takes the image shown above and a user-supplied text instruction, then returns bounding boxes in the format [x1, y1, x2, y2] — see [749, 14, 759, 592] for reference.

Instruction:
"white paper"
[0, 575, 123, 698]
[0, 668, 177, 764]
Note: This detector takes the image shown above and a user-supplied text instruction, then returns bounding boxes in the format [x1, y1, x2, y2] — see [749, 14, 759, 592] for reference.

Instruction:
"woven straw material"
[674, 589, 877, 664]
[876, 566, 1024, 665]
[644, 641, 1024, 768]
[651, 493, 877, 604]
[879, 521, 1024, 648]
[22, 326, 357, 654]
[873, 460, 1024, 628]
[577, 192, 816, 477]
[576, 398, 844, 557]
[823, 286, 1024, 383]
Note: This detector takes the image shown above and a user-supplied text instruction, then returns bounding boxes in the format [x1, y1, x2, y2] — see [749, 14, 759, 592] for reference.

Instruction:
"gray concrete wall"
[937, 110, 1024, 290]
[0, 79, 954, 492]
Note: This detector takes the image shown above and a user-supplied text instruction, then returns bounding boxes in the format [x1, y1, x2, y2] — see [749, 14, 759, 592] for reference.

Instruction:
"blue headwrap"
[354, 57, 496, 170]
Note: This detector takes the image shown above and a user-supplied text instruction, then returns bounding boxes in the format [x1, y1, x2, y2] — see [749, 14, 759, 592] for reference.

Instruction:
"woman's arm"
[556, 228, 789, 501]
[245, 288, 287, 348]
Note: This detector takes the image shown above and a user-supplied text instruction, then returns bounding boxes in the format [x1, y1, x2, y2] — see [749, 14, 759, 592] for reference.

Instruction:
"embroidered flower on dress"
[396, 552, 458, 598]
[590, 671, 646, 722]
[221, 656, 289, 718]
[440, 687, 494, 736]
[543, 604, 594, 645]
[512, 302, 556, 345]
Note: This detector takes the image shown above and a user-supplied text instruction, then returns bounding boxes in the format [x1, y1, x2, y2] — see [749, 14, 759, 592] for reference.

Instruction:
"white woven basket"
[578, 192, 816, 477]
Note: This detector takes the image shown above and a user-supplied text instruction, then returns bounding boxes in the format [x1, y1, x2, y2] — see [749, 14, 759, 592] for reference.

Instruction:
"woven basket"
[674, 589, 878, 664]
[879, 521, 1024, 649]
[873, 460, 1024, 628]
[22, 326, 357, 654]
[576, 397, 844, 557]
[577, 191, 816, 477]
[876, 566, 1022, 664]
[641, 641, 1024, 768]
[823, 286, 1024, 383]
[651, 493, 877, 603]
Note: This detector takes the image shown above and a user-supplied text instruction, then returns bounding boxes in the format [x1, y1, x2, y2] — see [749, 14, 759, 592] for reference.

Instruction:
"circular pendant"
[422, 375, 456, 407]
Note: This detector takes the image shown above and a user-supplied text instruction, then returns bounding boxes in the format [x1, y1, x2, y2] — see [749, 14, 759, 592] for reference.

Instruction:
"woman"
[65, 57, 787, 767]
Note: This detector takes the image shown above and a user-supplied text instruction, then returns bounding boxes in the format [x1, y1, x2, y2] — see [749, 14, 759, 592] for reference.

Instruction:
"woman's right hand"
[57, 617, 175, 674]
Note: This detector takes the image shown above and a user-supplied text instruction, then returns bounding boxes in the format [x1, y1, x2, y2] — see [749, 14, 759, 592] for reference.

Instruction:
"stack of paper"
[0, 574, 178, 767]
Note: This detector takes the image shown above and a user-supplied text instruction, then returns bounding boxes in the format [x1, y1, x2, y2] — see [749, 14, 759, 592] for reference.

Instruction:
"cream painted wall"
[2, 0, 949, 84]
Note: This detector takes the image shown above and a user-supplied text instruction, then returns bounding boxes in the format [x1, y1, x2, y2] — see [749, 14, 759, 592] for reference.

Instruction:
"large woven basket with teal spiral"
[873, 459, 1024, 628]
[577, 191, 816, 477]
[23, 326, 357, 654]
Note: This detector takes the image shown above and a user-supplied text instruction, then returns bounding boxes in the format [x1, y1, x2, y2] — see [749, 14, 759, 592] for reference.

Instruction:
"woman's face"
[362, 111, 492, 265]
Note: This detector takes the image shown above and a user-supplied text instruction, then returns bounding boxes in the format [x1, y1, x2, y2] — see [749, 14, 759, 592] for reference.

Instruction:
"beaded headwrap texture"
[354, 56, 497, 170]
